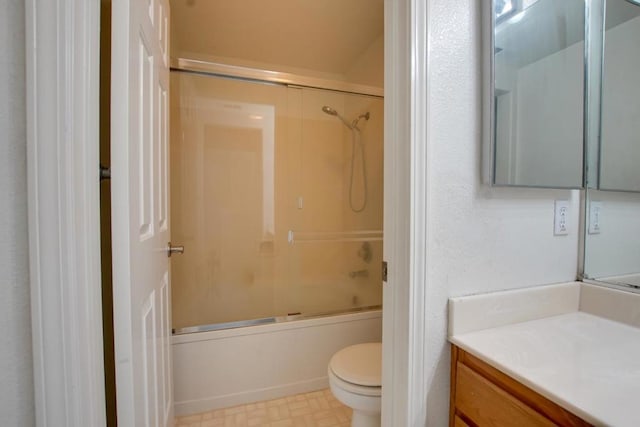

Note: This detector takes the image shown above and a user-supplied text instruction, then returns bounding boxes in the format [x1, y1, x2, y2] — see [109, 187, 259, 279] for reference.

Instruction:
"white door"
[111, 0, 173, 426]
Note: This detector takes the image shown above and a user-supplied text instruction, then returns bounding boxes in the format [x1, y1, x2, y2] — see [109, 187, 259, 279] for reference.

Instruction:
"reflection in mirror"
[486, 0, 585, 188]
[584, 190, 640, 289]
[598, 0, 640, 192]
[583, 0, 640, 291]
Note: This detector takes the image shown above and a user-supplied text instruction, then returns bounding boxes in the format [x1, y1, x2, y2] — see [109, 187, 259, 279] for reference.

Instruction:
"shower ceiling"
[169, 0, 384, 77]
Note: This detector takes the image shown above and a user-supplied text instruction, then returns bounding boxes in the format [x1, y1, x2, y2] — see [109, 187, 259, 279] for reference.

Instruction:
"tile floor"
[175, 388, 352, 427]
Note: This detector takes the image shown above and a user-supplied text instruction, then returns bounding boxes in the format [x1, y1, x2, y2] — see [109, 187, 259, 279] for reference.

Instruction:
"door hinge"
[100, 164, 111, 181]
[382, 261, 388, 282]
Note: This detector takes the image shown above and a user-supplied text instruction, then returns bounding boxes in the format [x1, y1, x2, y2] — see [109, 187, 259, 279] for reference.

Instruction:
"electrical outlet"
[589, 201, 602, 234]
[554, 200, 569, 236]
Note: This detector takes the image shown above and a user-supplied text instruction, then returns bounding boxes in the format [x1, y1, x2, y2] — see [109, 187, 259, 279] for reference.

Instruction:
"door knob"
[167, 242, 184, 257]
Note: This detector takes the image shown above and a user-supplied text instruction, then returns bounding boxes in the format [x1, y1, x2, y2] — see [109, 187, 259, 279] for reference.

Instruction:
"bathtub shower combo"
[169, 66, 384, 415]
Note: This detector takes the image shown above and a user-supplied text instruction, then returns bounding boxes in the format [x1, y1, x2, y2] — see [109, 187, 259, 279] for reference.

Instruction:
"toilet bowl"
[328, 342, 382, 427]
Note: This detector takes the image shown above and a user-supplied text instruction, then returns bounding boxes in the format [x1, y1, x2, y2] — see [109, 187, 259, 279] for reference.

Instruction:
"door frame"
[382, 0, 430, 425]
[25, 0, 106, 425]
[25, 0, 430, 425]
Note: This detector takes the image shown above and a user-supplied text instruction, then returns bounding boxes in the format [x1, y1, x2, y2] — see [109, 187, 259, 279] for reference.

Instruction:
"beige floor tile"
[268, 398, 288, 407]
[305, 391, 325, 400]
[176, 388, 352, 427]
[247, 415, 270, 426]
[288, 400, 309, 411]
[316, 417, 340, 427]
[202, 409, 225, 420]
[312, 410, 333, 420]
[178, 414, 203, 423]
[267, 406, 281, 421]
[201, 419, 225, 427]
[247, 408, 268, 419]
[307, 399, 320, 410]
[334, 408, 351, 423]
[234, 412, 248, 427]
[225, 405, 246, 416]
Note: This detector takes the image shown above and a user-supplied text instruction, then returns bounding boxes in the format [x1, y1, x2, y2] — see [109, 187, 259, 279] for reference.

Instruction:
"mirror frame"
[481, 0, 589, 189]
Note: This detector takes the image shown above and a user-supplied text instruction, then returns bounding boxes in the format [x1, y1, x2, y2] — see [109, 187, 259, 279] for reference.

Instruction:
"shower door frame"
[169, 67, 384, 332]
[25, 0, 430, 426]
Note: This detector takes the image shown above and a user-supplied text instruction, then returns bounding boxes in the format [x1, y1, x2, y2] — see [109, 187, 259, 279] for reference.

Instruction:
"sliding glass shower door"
[170, 71, 383, 331]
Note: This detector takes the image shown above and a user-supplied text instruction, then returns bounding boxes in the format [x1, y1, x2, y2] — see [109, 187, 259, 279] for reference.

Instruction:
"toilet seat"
[328, 366, 382, 397]
[328, 342, 382, 396]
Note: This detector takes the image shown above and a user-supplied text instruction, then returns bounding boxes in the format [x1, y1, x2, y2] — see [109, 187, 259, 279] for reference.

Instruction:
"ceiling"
[169, 0, 384, 76]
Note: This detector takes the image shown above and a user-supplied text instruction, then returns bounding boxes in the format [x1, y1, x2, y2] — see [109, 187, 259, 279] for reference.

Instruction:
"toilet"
[328, 342, 382, 427]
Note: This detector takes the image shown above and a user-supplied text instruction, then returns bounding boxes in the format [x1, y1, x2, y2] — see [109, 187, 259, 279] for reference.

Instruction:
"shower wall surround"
[170, 72, 383, 330]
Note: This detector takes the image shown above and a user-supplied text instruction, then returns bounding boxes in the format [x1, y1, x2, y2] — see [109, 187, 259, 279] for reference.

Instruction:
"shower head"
[322, 106, 338, 116]
[322, 105, 371, 130]
[322, 105, 353, 129]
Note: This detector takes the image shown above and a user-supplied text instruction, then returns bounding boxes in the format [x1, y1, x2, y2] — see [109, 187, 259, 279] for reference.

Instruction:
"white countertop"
[449, 282, 640, 427]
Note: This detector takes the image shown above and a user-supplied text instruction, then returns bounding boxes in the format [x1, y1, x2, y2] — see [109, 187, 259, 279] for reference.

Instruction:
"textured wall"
[425, 1, 581, 424]
[0, 0, 35, 425]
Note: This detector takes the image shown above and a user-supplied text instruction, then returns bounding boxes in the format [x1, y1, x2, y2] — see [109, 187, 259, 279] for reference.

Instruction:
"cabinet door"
[456, 363, 555, 426]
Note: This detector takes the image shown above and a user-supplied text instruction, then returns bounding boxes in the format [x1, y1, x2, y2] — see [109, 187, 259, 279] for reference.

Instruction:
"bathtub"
[172, 309, 382, 416]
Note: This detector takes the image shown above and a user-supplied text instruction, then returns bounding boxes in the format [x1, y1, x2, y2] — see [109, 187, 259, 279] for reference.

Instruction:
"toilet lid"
[329, 342, 382, 387]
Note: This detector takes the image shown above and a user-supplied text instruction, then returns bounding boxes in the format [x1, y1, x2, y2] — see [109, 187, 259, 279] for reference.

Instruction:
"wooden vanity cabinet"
[449, 345, 593, 427]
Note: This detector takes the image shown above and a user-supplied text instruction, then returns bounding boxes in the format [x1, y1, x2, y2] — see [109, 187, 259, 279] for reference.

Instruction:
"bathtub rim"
[172, 308, 382, 345]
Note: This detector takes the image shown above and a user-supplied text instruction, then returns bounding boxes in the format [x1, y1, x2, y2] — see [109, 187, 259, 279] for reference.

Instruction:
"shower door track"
[173, 304, 383, 335]
[171, 57, 384, 98]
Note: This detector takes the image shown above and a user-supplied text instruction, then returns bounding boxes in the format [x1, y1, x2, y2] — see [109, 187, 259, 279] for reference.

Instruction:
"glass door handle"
[167, 242, 185, 257]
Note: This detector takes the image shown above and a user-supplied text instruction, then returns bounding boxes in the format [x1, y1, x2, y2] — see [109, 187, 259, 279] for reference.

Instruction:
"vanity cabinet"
[449, 345, 592, 427]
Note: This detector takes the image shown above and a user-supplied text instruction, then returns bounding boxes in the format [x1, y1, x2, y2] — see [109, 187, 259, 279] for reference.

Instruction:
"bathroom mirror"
[596, 0, 640, 192]
[482, 0, 586, 188]
[582, 0, 640, 291]
[583, 190, 640, 289]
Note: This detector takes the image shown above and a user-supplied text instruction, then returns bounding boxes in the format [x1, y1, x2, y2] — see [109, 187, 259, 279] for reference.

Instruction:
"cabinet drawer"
[455, 362, 554, 426]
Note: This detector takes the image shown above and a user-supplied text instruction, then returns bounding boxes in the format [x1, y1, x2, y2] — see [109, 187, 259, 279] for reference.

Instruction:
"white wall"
[0, 0, 35, 425]
[425, 1, 580, 423]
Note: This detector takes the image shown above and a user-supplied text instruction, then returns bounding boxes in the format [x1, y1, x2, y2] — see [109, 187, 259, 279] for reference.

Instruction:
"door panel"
[111, 0, 173, 425]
